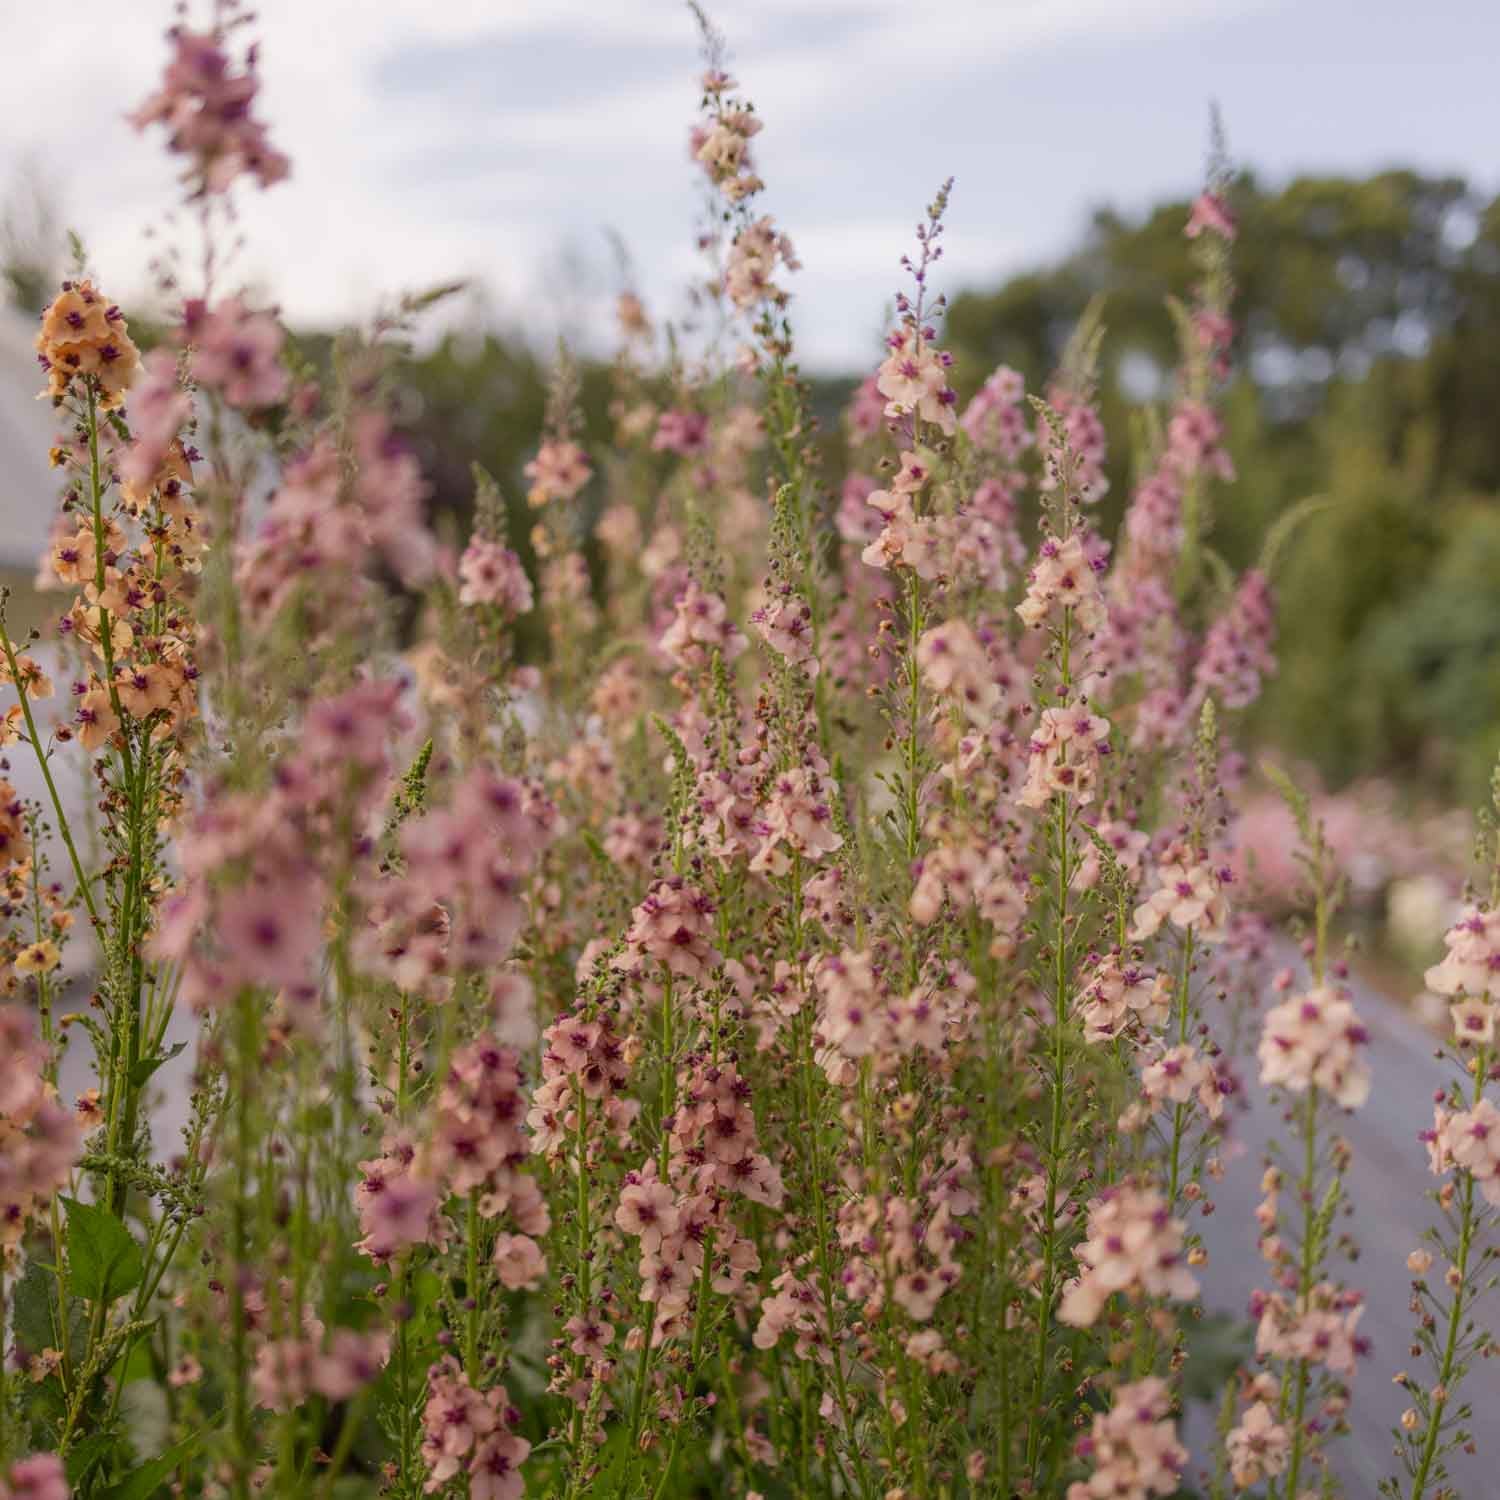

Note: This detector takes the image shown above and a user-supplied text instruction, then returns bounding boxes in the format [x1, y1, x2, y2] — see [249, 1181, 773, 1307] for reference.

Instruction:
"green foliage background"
[941, 169, 1500, 803]
[11, 168, 1498, 802]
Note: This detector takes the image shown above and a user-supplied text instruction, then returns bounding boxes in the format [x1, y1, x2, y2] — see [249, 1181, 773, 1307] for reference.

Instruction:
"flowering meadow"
[4, 7, 1500, 1500]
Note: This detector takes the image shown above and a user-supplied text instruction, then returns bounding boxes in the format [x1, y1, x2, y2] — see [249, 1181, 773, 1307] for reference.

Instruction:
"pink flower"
[1257, 984, 1371, 1109]
[1131, 854, 1230, 943]
[815, 948, 889, 1063]
[1016, 533, 1108, 635]
[1432, 1098, 1500, 1206]
[492, 1233, 548, 1290]
[613, 878, 720, 983]
[724, 217, 799, 309]
[184, 297, 288, 409]
[1167, 398, 1235, 482]
[876, 328, 957, 436]
[216, 878, 326, 991]
[892, 1269, 945, 1321]
[355, 1143, 441, 1263]
[130, 26, 289, 195]
[1185, 191, 1236, 241]
[1254, 1282, 1365, 1378]
[1227, 1400, 1290, 1487]
[659, 580, 748, 673]
[750, 763, 844, 876]
[1059, 1184, 1198, 1327]
[1426, 905, 1500, 1001]
[751, 592, 818, 677]
[693, 104, 764, 200]
[961, 365, 1032, 461]
[312, 1329, 390, 1403]
[564, 1314, 615, 1359]
[458, 540, 533, 614]
[1017, 702, 1113, 811]
[615, 1178, 679, 1253]
[524, 439, 591, 508]
[469, 1431, 531, 1500]
[917, 620, 998, 726]
[652, 407, 711, 455]
[1450, 996, 1495, 1046]
[1065, 1378, 1185, 1500]
[1, 1453, 69, 1500]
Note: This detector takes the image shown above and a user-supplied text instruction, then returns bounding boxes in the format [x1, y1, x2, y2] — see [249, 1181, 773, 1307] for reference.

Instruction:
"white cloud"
[2, 0, 1495, 373]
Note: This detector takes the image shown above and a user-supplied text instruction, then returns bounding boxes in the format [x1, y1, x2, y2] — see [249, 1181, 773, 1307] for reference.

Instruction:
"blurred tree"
[0, 157, 62, 315]
[945, 169, 1500, 801]
[948, 170, 1500, 496]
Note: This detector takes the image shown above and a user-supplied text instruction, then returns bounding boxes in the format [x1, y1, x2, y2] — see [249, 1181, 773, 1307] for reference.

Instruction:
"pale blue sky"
[3, 0, 1495, 370]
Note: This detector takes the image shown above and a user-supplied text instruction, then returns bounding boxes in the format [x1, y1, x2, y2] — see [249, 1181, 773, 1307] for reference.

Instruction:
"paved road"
[1189, 961, 1495, 1498]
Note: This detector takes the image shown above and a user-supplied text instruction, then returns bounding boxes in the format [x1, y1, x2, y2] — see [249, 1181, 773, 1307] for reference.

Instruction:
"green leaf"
[13, 1257, 60, 1355]
[65, 1431, 116, 1488]
[62, 1196, 143, 1305]
[12, 1256, 86, 1365]
[128, 1040, 187, 1088]
[97, 1434, 199, 1500]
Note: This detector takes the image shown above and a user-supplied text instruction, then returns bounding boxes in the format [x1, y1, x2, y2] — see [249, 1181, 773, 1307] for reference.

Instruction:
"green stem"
[1407, 1049, 1489, 1498]
[1165, 930, 1198, 1209]
[1027, 785, 1072, 1481]
[1278, 1085, 1321, 1500]
[0, 622, 99, 930]
[229, 991, 257, 1500]
[314, 1390, 371, 1500]
[464, 1191, 482, 1383]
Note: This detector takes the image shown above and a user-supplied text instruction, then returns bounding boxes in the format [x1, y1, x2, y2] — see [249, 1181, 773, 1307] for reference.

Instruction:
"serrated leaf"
[62, 1196, 143, 1305]
[97, 1434, 199, 1500]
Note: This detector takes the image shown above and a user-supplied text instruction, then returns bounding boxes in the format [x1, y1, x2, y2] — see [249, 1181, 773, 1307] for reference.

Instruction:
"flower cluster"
[1059, 1183, 1199, 1326]
[1256, 983, 1371, 1109]
[426, 1036, 547, 1252]
[1017, 702, 1113, 810]
[1016, 532, 1107, 635]
[182, 296, 288, 409]
[1066, 1378, 1186, 1500]
[524, 438, 592, 509]
[877, 327, 958, 435]
[692, 72, 764, 201]
[357, 765, 556, 991]
[422, 1357, 531, 1500]
[726, 216, 800, 309]
[1078, 955, 1171, 1045]
[961, 365, 1033, 461]
[130, 22, 290, 193]
[1425, 904, 1500, 1002]
[1131, 849, 1231, 942]
[460, 538, 535, 614]
[660, 579, 748, 673]
[1252, 1281, 1366, 1379]
[34, 280, 140, 408]
[1425, 1097, 1500, 1204]
[614, 878, 720, 983]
